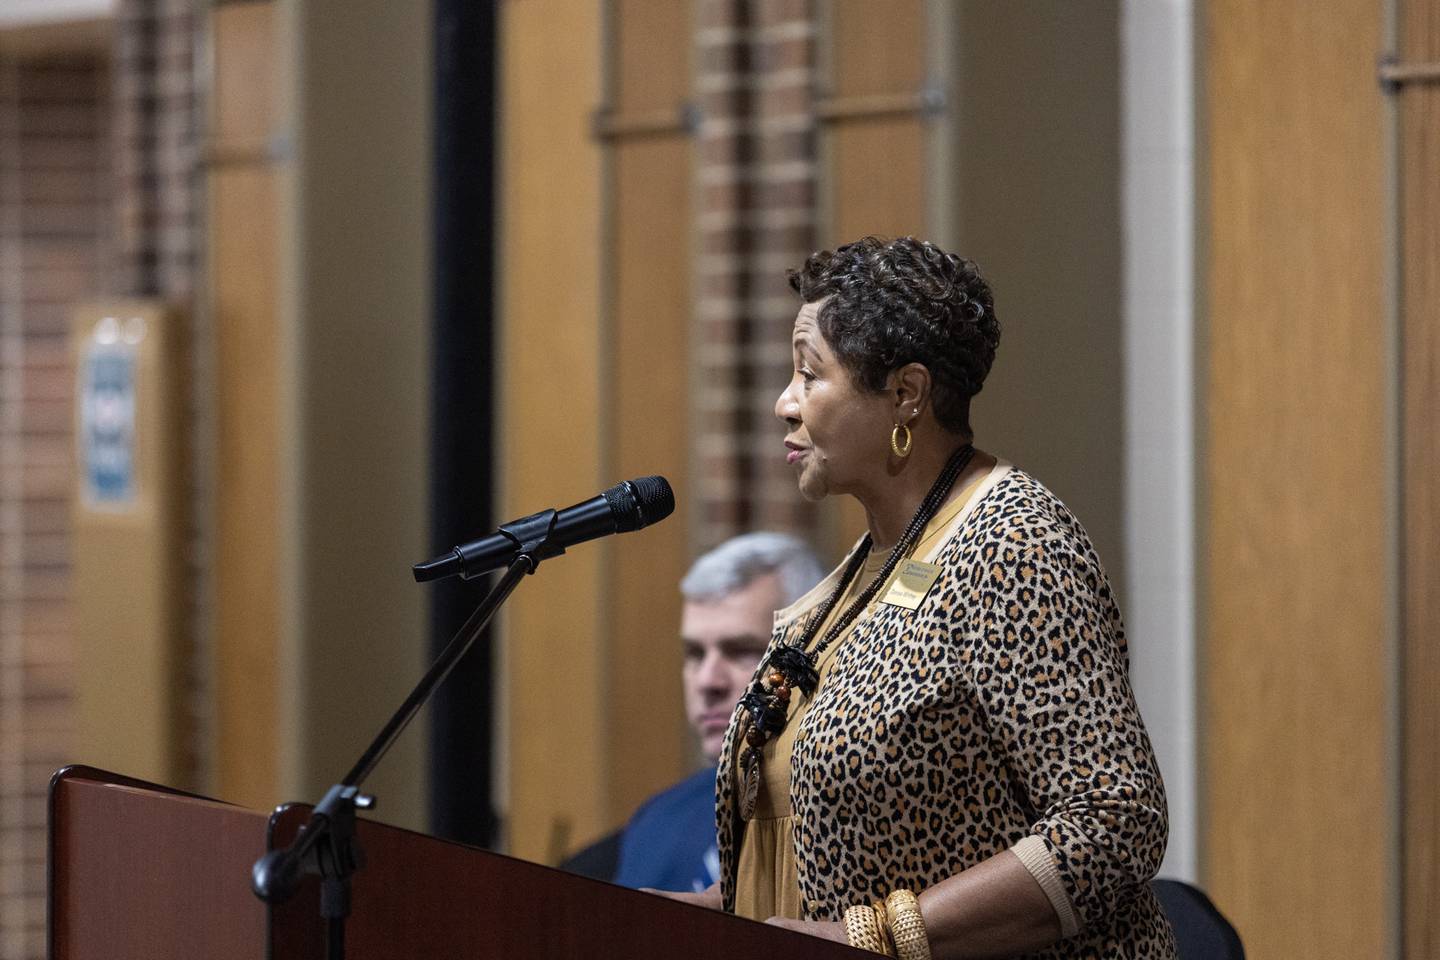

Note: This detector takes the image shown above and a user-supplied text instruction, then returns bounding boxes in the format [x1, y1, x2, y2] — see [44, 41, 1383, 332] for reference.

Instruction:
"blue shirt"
[613, 766, 719, 892]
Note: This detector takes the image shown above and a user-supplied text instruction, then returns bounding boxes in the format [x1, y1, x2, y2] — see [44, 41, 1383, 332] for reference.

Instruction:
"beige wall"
[947, 1, 1126, 591]
[277, 0, 432, 827]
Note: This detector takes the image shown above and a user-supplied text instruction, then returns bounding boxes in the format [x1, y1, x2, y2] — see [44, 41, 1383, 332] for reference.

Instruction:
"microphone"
[413, 476, 674, 582]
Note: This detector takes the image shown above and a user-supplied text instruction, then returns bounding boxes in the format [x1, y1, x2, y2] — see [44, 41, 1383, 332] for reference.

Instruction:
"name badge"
[880, 559, 943, 610]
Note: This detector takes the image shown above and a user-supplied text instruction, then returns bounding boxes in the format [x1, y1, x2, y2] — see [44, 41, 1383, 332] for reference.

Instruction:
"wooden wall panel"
[613, 0, 688, 115]
[828, 0, 924, 97]
[828, 120, 926, 243]
[608, 134, 693, 823]
[499, 0, 606, 863]
[501, 0, 691, 863]
[820, 4, 928, 550]
[211, 3, 273, 149]
[71, 302, 186, 787]
[1401, 1, 1440, 955]
[1203, 2, 1390, 957]
[210, 166, 279, 807]
[597, 0, 693, 834]
[208, 0, 280, 811]
[822, 0, 927, 247]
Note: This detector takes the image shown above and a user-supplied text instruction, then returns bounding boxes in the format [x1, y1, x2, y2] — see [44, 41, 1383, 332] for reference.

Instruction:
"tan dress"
[733, 479, 981, 921]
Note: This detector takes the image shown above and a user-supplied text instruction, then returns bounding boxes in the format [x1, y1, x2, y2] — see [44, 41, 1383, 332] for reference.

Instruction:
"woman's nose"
[775, 378, 799, 423]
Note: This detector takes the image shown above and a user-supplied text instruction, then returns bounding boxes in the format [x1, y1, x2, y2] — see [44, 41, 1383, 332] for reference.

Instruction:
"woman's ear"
[890, 363, 932, 424]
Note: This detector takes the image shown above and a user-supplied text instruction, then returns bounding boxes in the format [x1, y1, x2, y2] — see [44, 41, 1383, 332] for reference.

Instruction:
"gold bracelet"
[844, 903, 890, 954]
[872, 901, 897, 957]
[884, 889, 933, 960]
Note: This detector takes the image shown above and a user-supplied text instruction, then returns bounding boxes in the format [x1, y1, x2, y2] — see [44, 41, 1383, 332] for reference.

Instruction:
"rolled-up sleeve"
[965, 515, 1168, 934]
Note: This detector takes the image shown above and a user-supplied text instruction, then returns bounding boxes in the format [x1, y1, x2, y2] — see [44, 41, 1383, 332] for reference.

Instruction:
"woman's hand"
[642, 883, 722, 911]
[764, 917, 848, 945]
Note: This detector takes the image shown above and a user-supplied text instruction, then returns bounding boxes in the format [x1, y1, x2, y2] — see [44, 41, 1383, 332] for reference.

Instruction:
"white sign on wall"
[79, 315, 145, 509]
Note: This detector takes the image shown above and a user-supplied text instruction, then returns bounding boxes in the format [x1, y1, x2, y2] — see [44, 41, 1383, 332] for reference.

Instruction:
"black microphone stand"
[251, 515, 559, 960]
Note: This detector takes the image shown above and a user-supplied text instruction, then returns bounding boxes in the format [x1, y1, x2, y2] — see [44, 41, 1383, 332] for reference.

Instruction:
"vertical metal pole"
[429, 0, 500, 848]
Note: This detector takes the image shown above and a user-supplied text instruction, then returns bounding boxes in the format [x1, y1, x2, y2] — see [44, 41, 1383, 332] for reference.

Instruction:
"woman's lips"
[786, 442, 808, 464]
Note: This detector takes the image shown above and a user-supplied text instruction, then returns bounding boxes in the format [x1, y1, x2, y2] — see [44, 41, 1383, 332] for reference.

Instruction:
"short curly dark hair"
[788, 236, 1000, 436]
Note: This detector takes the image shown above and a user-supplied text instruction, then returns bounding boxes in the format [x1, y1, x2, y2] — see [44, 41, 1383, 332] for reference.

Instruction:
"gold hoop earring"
[890, 423, 913, 458]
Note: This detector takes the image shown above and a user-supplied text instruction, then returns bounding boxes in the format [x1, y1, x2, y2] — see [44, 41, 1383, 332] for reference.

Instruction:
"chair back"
[1152, 878, 1244, 960]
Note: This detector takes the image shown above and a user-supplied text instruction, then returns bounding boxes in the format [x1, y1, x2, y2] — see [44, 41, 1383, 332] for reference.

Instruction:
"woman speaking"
[676, 236, 1176, 960]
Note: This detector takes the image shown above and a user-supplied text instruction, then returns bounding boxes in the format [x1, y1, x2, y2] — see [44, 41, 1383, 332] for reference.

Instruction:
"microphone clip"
[489, 508, 564, 576]
[440, 508, 564, 580]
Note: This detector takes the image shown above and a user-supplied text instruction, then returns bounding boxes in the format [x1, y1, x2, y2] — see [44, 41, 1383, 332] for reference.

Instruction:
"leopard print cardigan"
[715, 467, 1177, 958]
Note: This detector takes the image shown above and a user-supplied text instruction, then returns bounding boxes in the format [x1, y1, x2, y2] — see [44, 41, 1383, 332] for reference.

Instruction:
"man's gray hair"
[680, 532, 826, 608]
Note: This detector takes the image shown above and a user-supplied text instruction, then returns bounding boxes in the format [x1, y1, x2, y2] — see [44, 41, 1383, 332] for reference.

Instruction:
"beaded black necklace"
[736, 443, 976, 796]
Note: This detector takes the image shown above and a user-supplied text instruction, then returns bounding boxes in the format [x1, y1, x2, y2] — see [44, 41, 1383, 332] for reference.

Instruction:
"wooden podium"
[48, 766, 865, 959]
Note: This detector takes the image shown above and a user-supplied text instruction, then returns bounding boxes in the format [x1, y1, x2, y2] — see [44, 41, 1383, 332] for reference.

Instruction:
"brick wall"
[693, 0, 821, 549]
[0, 2, 200, 952]
[0, 53, 110, 960]
[111, 0, 206, 786]
[113, 0, 199, 301]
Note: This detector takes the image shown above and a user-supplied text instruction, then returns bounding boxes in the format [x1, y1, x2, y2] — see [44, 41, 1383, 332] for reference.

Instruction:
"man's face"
[681, 571, 784, 762]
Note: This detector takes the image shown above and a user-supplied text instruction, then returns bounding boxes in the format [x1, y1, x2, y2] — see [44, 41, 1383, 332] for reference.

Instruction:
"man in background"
[562, 532, 824, 890]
